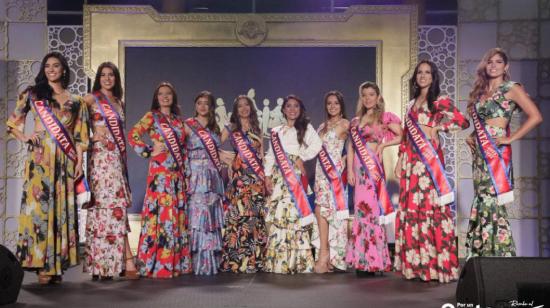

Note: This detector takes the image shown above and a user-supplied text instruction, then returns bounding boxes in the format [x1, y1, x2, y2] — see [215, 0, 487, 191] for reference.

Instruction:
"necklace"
[327, 117, 342, 128]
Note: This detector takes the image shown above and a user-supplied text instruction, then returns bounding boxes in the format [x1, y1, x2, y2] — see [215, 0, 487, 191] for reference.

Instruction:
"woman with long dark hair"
[346, 82, 402, 275]
[311, 91, 349, 273]
[184, 91, 225, 275]
[219, 95, 267, 273]
[83, 62, 138, 280]
[7, 52, 89, 284]
[465, 48, 542, 257]
[263, 94, 322, 274]
[394, 60, 469, 283]
[128, 82, 191, 278]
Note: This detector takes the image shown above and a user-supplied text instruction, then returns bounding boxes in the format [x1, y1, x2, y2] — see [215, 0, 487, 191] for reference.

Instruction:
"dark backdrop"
[125, 46, 377, 212]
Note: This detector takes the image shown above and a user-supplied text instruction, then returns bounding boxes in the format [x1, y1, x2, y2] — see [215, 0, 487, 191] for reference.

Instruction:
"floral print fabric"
[221, 130, 267, 273]
[345, 112, 400, 272]
[466, 81, 519, 257]
[7, 92, 89, 275]
[128, 111, 191, 278]
[185, 120, 224, 275]
[264, 154, 315, 274]
[84, 100, 132, 277]
[311, 127, 348, 271]
[395, 97, 468, 283]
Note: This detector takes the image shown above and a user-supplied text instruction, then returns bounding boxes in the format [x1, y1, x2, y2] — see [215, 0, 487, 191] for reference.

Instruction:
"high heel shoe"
[121, 256, 139, 280]
[50, 275, 62, 284]
[37, 273, 51, 285]
[314, 249, 331, 274]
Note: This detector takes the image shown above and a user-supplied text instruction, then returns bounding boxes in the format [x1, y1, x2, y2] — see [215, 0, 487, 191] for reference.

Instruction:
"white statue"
[215, 97, 229, 127]
[261, 98, 271, 136]
[269, 97, 285, 128]
[247, 88, 262, 119]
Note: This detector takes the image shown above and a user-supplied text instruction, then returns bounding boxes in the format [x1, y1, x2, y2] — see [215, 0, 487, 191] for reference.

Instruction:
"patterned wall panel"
[498, 21, 539, 60]
[0, 22, 6, 59]
[418, 26, 458, 217]
[0, 1, 47, 253]
[458, 0, 498, 22]
[5, 0, 47, 23]
[48, 26, 87, 96]
[542, 0, 550, 19]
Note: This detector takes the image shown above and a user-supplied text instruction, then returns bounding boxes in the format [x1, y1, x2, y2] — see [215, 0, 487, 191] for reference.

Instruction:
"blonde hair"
[468, 48, 510, 109]
[356, 81, 385, 125]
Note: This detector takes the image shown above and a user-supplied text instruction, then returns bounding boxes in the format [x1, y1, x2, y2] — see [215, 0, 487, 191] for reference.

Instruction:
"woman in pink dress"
[346, 82, 402, 274]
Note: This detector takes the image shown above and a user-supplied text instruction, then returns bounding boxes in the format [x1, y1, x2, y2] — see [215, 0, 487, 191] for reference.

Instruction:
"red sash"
[185, 118, 223, 175]
[152, 111, 185, 172]
[271, 129, 314, 226]
[31, 98, 90, 206]
[405, 113, 454, 205]
[230, 129, 265, 181]
[470, 106, 514, 205]
[349, 118, 393, 215]
[318, 144, 348, 219]
[93, 92, 126, 158]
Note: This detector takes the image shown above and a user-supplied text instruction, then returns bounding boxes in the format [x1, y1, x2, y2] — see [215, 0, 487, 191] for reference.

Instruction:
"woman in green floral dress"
[466, 48, 542, 257]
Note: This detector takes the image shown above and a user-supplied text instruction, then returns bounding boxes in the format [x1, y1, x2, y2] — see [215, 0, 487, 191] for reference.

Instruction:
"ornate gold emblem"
[235, 15, 267, 46]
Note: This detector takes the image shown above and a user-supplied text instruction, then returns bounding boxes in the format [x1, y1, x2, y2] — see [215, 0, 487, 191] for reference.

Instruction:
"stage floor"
[9, 266, 456, 308]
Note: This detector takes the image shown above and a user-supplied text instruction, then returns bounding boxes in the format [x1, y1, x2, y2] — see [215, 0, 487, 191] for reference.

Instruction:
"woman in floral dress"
[264, 95, 322, 274]
[128, 82, 191, 278]
[346, 82, 402, 274]
[465, 48, 542, 257]
[7, 52, 89, 284]
[83, 62, 138, 280]
[184, 91, 224, 275]
[220, 95, 267, 273]
[312, 91, 349, 273]
[394, 60, 469, 283]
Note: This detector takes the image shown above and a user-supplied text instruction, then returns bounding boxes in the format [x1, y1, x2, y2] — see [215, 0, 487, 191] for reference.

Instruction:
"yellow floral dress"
[7, 92, 89, 275]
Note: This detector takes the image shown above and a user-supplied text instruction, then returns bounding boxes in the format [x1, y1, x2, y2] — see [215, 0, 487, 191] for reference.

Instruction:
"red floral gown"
[128, 111, 192, 278]
[395, 97, 469, 283]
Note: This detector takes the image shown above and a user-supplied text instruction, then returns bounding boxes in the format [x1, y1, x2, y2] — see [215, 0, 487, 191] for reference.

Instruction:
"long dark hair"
[24, 52, 70, 105]
[282, 94, 310, 146]
[229, 95, 261, 136]
[92, 62, 123, 100]
[194, 90, 220, 135]
[150, 82, 181, 116]
[410, 59, 440, 113]
[320, 90, 346, 136]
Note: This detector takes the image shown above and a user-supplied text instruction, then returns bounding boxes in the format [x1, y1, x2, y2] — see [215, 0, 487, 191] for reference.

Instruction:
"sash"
[93, 92, 127, 159]
[270, 129, 314, 226]
[318, 144, 348, 219]
[152, 112, 185, 172]
[93, 92, 130, 184]
[349, 118, 393, 215]
[229, 128, 265, 180]
[31, 98, 90, 207]
[32, 99, 78, 161]
[469, 106, 514, 205]
[185, 118, 223, 175]
[405, 113, 454, 205]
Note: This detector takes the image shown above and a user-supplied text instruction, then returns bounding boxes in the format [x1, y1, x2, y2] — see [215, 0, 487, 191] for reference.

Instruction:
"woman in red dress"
[394, 60, 469, 283]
